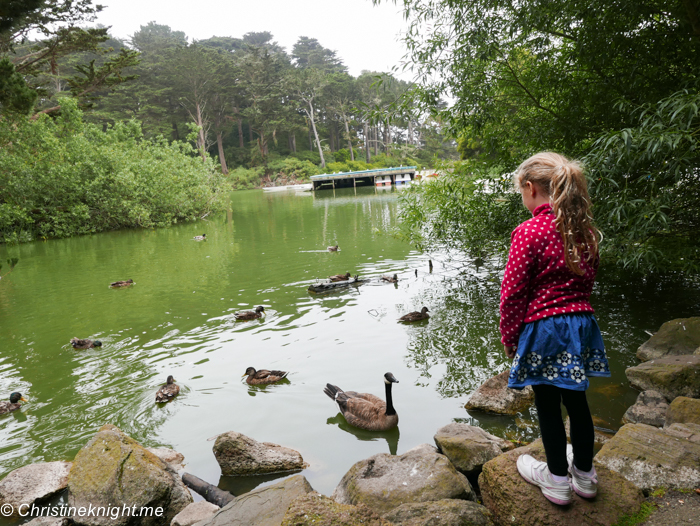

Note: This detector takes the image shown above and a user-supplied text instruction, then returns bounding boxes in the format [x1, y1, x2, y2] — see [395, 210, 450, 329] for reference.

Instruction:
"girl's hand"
[504, 345, 517, 360]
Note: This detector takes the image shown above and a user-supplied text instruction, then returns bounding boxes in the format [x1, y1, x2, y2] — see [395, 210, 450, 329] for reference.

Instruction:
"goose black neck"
[384, 382, 396, 416]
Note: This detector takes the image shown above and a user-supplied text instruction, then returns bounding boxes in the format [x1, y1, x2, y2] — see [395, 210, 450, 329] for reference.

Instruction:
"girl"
[500, 152, 609, 505]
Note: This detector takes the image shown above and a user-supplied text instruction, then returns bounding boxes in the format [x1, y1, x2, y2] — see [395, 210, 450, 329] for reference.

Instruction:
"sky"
[94, 0, 415, 80]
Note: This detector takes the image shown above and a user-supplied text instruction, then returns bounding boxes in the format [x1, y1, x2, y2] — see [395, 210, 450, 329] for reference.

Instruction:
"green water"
[1, 187, 699, 508]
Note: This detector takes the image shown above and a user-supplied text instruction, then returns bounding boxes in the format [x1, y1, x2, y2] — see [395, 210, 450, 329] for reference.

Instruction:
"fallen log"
[307, 277, 370, 294]
[182, 472, 235, 507]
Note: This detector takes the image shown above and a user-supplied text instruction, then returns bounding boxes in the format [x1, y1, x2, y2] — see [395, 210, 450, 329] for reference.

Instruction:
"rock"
[212, 431, 307, 476]
[464, 370, 534, 415]
[637, 317, 700, 362]
[625, 355, 700, 401]
[621, 390, 669, 427]
[196, 474, 313, 526]
[67, 424, 192, 526]
[0, 461, 72, 516]
[331, 443, 476, 516]
[147, 447, 185, 471]
[433, 423, 514, 476]
[281, 493, 390, 526]
[171, 502, 219, 526]
[665, 396, 700, 427]
[479, 439, 643, 526]
[25, 518, 69, 526]
[595, 423, 700, 492]
[383, 499, 495, 526]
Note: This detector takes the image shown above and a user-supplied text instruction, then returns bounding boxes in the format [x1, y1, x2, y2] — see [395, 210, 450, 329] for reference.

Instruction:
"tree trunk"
[291, 133, 297, 153]
[308, 105, 325, 167]
[196, 102, 206, 161]
[364, 122, 371, 163]
[182, 473, 235, 507]
[342, 112, 354, 161]
[237, 115, 244, 148]
[171, 122, 180, 141]
[373, 127, 378, 156]
[249, 123, 253, 143]
[217, 131, 228, 174]
[386, 121, 391, 153]
[408, 120, 413, 146]
[308, 124, 314, 151]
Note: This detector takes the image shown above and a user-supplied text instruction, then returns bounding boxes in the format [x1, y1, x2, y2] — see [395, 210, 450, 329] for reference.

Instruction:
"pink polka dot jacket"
[499, 203, 597, 346]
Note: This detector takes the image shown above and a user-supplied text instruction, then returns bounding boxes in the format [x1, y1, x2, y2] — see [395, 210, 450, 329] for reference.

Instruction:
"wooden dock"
[310, 166, 417, 190]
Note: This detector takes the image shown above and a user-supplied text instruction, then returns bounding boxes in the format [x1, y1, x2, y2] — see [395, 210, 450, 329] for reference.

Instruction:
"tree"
[292, 37, 346, 74]
[289, 67, 330, 167]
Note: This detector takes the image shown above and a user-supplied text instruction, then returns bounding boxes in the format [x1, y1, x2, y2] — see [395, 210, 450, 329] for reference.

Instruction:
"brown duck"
[398, 307, 430, 322]
[70, 338, 102, 349]
[0, 393, 27, 415]
[243, 367, 288, 385]
[110, 279, 134, 288]
[155, 375, 180, 403]
[327, 245, 339, 252]
[329, 272, 351, 282]
[324, 372, 399, 431]
[235, 306, 265, 320]
[381, 274, 398, 283]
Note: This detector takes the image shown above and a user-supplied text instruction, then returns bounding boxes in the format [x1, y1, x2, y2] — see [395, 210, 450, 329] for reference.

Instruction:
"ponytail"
[515, 152, 599, 275]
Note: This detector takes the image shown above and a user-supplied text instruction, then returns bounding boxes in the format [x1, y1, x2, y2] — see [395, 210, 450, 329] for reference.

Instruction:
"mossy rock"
[212, 431, 306, 476]
[282, 493, 390, 526]
[67, 424, 191, 526]
[625, 355, 700, 401]
[433, 423, 514, 476]
[464, 370, 534, 415]
[665, 396, 700, 427]
[637, 318, 700, 362]
[383, 499, 495, 526]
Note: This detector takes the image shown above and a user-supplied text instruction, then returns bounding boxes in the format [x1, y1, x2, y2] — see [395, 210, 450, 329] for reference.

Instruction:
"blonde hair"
[515, 152, 599, 275]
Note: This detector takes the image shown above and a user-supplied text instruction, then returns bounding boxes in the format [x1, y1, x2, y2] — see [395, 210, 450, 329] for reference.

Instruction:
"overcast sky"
[94, 0, 413, 80]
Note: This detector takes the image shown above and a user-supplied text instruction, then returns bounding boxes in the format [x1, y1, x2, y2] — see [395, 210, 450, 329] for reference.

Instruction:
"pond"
[0, 186, 699, 515]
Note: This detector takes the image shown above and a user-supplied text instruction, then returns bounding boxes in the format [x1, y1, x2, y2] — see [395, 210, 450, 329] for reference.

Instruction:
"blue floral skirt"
[508, 313, 610, 391]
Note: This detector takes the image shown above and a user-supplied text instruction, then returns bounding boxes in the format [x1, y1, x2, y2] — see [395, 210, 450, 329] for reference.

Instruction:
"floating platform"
[310, 167, 417, 190]
[263, 184, 313, 192]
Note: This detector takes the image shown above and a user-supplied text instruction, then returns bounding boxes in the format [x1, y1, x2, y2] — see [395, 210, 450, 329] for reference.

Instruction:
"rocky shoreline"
[1, 317, 698, 526]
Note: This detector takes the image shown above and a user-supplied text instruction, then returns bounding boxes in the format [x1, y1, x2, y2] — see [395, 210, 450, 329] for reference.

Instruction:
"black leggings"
[532, 384, 594, 476]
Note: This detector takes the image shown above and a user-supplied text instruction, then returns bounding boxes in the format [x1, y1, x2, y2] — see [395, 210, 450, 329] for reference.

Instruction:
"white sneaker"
[516, 454, 573, 505]
[566, 444, 598, 498]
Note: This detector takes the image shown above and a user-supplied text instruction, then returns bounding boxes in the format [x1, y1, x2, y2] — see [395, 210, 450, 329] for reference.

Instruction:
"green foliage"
[0, 99, 227, 242]
[267, 158, 320, 180]
[0, 57, 37, 115]
[229, 166, 265, 190]
[290, 150, 322, 165]
[612, 502, 657, 526]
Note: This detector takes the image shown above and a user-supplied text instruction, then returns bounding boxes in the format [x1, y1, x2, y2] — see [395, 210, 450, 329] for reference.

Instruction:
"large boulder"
[625, 355, 700, 401]
[595, 422, 700, 492]
[464, 370, 534, 415]
[637, 317, 700, 362]
[171, 502, 219, 526]
[665, 396, 700, 427]
[0, 461, 71, 517]
[25, 519, 69, 526]
[621, 390, 669, 427]
[433, 423, 514, 476]
[331, 444, 476, 516]
[67, 424, 192, 526]
[195, 474, 313, 526]
[281, 493, 390, 526]
[479, 440, 643, 526]
[212, 431, 306, 476]
[383, 499, 495, 526]
[146, 448, 185, 471]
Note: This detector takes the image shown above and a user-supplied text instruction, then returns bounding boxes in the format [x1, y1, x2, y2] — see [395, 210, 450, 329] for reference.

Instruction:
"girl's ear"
[525, 180, 535, 196]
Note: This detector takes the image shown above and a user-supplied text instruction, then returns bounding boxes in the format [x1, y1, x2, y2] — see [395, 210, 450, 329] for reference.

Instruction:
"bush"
[0, 99, 227, 243]
[267, 158, 320, 181]
[229, 166, 264, 189]
[290, 150, 321, 165]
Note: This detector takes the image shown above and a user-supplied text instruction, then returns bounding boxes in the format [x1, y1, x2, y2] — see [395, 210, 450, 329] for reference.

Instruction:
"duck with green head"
[0, 393, 27, 415]
[235, 306, 265, 321]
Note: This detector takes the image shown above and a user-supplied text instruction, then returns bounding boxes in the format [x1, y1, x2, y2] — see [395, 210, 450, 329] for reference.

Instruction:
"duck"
[194, 234, 207, 241]
[235, 306, 265, 320]
[329, 272, 351, 282]
[0, 393, 27, 415]
[381, 274, 398, 283]
[327, 245, 339, 252]
[110, 279, 134, 287]
[243, 367, 288, 385]
[155, 375, 180, 403]
[398, 306, 430, 322]
[323, 372, 399, 431]
[70, 338, 102, 349]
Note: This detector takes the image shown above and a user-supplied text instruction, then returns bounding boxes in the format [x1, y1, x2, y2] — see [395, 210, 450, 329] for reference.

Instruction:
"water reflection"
[218, 471, 301, 496]
[326, 413, 400, 455]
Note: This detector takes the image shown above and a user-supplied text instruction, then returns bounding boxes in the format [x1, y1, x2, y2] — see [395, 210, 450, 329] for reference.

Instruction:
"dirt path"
[640, 489, 700, 525]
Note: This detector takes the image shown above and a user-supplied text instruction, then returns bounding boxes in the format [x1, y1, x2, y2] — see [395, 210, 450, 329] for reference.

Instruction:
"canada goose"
[381, 274, 398, 283]
[194, 234, 207, 241]
[0, 393, 27, 415]
[323, 372, 399, 431]
[243, 367, 288, 385]
[70, 338, 102, 349]
[110, 279, 134, 288]
[329, 272, 351, 282]
[155, 375, 180, 403]
[327, 245, 339, 252]
[398, 307, 430, 322]
[235, 306, 265, 320]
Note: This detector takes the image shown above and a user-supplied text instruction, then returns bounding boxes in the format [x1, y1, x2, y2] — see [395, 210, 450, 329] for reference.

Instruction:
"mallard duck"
[327, 245, 339, 252]
[70, 338, 102, 349]
[110, 279, 134, 287]
[329, 272, 351, 282]
[155, 375, 180, 403]
[398, 306, 430, 322]
[194, 234, 207, 241]
[235, 306, 265, 320]
[0, 393, 27, 415]
[243, 367, 288, 385]
[381, 274, 398, 283]
[323, 372, 399, 431]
